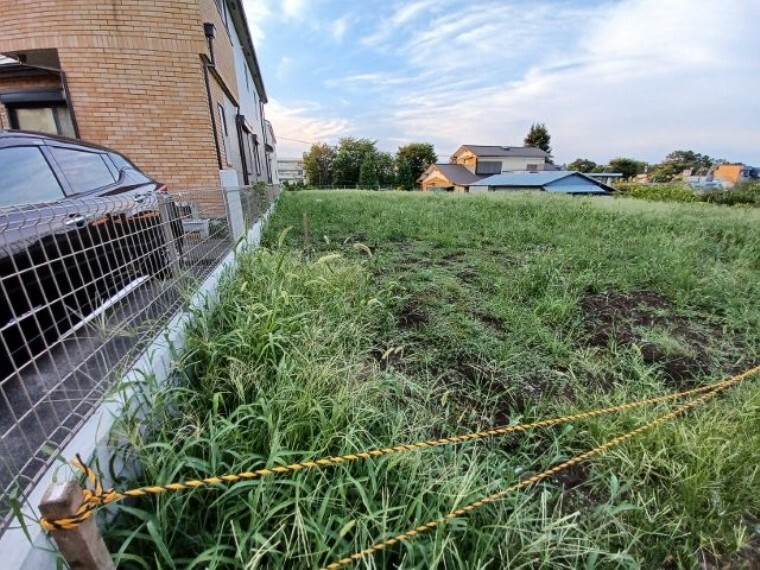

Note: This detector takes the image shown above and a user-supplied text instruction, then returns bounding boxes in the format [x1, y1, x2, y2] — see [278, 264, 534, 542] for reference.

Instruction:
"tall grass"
[106, 192, 760, 568]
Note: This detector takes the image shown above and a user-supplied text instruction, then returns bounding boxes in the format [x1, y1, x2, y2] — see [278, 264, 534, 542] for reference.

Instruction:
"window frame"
[217, 103, 232, 167]
[8, 103, 75, 138]
[252, 134, 262, 176]
[214, 0, 231, 37]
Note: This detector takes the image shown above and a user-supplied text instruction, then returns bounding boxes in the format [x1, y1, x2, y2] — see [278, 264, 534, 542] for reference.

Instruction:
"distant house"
[418, 144, 551, 192]
[586, 172, 623, 186]
[278, 157, 306, 185]
[713, 163, 759, 187]
[418, 163, 483, 192]
[469, 171, 614, 195]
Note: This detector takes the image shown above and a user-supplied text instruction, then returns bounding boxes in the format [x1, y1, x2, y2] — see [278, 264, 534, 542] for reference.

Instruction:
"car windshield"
[0, 146, 64, 208]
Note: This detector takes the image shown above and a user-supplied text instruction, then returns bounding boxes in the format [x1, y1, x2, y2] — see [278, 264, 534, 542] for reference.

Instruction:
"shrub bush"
[702, 182, 760, 206]
[615, 183, 699, 203]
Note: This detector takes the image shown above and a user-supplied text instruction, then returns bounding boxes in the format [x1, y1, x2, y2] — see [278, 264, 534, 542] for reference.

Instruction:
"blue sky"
[243, 0, 760, 165]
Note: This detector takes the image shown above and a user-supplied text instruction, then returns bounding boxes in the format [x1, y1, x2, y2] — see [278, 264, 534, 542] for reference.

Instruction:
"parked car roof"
[0, 129, 109, 151]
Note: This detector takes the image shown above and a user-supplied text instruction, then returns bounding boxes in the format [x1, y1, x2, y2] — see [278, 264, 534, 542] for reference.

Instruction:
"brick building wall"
[0, 0, 245, 212]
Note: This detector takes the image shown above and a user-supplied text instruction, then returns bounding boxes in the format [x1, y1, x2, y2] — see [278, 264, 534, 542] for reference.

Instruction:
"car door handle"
[64, 215, 87, 227]
[133, 193, 145, 203]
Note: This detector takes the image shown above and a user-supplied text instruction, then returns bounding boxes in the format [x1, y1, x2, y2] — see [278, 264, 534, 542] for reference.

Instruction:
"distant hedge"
[615, 181, 760, 207]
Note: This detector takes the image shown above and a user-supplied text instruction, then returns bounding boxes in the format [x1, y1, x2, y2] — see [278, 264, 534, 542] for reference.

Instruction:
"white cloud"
[241, 0, 272, 42]
[282, 0, 308, 19]
[250, 0, 759, 163]
[362, 0, 442, 47]
[331, 15, 352, 43]
[266, 99, 352, 156]
[374, 0, 760, 163]
[276, 56, 292, 80]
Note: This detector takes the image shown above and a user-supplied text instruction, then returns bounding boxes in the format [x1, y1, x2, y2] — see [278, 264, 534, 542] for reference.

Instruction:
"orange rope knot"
[40, 454, 119, 532]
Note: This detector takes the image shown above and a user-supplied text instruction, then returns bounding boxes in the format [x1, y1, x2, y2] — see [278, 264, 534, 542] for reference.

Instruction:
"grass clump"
[108, 191, 760, 569]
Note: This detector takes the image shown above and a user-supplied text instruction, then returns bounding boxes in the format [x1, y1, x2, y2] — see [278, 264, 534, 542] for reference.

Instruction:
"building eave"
[226, 0, 268, 103]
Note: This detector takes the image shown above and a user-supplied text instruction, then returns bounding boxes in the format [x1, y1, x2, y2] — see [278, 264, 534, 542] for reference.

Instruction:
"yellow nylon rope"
[40, 365, 759, 532]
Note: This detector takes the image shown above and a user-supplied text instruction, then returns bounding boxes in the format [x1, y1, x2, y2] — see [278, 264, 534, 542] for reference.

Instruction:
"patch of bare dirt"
[580, 291, 719, 386]
[552, 463, 590, 490]
[440, 251, 466, 265]
[476, 313, 505, 333]
[397, 301, 428, 330]
[457, 267, 480, 284]
[368, 346, 407, 372]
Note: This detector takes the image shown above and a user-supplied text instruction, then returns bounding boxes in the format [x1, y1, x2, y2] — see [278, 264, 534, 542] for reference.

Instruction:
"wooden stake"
[303, 212, 310, 257]
[39, 482, 115, 570]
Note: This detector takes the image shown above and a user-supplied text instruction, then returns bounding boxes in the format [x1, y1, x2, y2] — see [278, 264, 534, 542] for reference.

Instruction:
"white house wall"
[230, 25, 270, 185]
[496, 156, 546, 172]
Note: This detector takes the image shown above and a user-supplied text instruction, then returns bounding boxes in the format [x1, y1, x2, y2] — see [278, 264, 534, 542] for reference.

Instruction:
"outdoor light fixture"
[203, 22, 216, 40]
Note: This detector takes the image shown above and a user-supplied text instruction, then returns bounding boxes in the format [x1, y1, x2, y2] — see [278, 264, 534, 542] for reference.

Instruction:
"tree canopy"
[331, 137, 378, 187]
[648, 150, 715, 182]
[300, 139, 438, 189]
[568, 158, 597, 173]
[608, 157, 648, 180]
[524, 123, 552, 154]
[302, 143, 335, 187]
[395, 143, 437, 184]
[358, 154, 379, 189]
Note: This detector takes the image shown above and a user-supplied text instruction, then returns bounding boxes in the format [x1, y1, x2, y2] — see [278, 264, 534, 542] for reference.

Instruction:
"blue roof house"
[470, 171, 614, 195]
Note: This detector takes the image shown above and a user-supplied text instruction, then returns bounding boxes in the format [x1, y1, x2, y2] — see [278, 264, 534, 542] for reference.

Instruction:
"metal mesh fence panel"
[0, 184, 279, 528]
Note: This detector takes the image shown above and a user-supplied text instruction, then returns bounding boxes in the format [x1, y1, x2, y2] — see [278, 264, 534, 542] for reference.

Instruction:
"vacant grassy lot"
[108, 191, 760, 569]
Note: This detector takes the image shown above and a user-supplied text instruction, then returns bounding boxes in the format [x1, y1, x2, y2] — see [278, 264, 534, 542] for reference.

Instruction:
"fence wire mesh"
[0, 184, 279, 528]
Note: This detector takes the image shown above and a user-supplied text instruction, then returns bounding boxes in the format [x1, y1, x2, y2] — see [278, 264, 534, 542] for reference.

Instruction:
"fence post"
[157, 193, 181, 277]
[39, 482, 116, 570]
[225, 188, 246, 241]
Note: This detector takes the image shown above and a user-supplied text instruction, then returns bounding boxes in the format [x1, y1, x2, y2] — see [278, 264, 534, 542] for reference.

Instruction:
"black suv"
[0, 130, 180, 375]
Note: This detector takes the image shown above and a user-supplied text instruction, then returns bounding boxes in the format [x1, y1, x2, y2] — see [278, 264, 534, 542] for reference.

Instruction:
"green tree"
[568, 158, 597, 173]
[302, 143, 336, 187]
[375, 151, 395, 186]
[332, 137, 378, 187]
[524, 123, 552, 154]
[358, 154, 379, 189]
[649, 150, 714, 182]
[396, 158, 415, 190]
[608, 157, 648, 179]
[395, 143, 437, 184]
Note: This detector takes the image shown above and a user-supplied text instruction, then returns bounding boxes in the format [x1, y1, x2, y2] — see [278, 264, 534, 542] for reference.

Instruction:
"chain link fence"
[0, 184, 279, 527]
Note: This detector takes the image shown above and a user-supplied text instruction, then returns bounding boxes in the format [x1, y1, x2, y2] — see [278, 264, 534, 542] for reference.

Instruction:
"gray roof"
[475, 171, 613, 193]
[424, 164, 483, 186]
[454, 145, 550, 159]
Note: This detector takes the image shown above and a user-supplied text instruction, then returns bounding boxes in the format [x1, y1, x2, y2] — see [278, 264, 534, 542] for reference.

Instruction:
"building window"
[217, 103, 231, 166]
[252, 134, 261, 176]
[244, 134, 254, 176]
[9, 104, 75, 138]
[215, 0, 230, 34]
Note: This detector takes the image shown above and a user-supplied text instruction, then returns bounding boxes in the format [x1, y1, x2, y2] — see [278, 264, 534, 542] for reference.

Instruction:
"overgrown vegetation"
[616, 181, 760, 207]
[107, 192, 760, 568]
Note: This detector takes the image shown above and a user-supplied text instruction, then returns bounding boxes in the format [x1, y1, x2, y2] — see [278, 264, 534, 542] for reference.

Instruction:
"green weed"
[106, 192, 760, 569]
